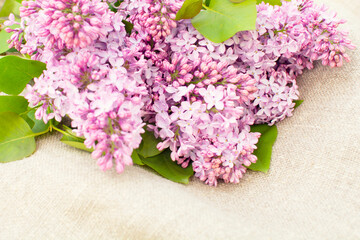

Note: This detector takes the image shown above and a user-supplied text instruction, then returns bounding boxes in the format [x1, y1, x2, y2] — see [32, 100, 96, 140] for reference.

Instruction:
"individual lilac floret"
[17, 0, 113, 54]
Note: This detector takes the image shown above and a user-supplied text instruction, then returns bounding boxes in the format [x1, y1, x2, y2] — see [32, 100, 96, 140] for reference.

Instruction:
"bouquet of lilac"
[0, 0, 354, 185]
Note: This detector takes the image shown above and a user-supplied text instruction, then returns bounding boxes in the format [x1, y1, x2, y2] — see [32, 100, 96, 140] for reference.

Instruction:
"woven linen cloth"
[0, 0, 359, 239]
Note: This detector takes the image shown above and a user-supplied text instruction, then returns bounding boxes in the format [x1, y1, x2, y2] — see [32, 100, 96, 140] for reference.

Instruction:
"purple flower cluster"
[148, 54, 259, 185]
[122, 0, 182, 42]
[7, 0, 354, 185]
[162, 0, 355, 126]
[241, 0, 355, 125]
[11, 5, 150, 173]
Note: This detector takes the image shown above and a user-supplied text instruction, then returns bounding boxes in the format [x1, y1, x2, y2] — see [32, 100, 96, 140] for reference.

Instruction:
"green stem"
[202, 3, 210, 9]
[32, 128, 50, 137]
[51, 125, 68, 135]
[52, 125, 86, 141]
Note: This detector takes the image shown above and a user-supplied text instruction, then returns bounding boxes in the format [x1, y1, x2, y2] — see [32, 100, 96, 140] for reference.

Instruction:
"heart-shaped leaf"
[191, 0, 257, 43]
[248, 124, 278, 173]
[140, 149, 194, 184]
[136, 129, 163, 158]
[0, 112, 36, 163]
[175, 0, 203, 20]
[0, 95, 28, 114]
[0, 56, 46, 95]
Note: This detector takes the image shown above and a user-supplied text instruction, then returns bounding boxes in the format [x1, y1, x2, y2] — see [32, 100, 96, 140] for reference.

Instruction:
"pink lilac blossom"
[122, 0, 182, 42]
[6, 0, 354, 185]
[7, 0, 113, 57]
[146, 52, 259, 185]
[121, 0, 354, 184]
[235, 0, 355, 125]
[24, 13, 149, 173]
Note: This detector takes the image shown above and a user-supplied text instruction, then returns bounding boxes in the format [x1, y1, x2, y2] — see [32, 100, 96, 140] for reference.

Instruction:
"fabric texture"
[0, 0, 359, 239]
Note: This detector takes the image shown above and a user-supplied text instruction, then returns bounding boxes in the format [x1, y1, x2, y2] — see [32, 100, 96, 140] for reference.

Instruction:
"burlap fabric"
[1, 0, 359, 239]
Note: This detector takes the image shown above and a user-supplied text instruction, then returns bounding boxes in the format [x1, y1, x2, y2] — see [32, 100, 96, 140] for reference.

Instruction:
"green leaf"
[229, 0, 246, 2]
[136, 129, 163, 158]
[0, 96, 36, 136]
[60, 135, 93, 152]
[62, 125, 79, 136]
[248, 124, 278, 173]
[21, 114, 35, 129]
[0, 0, 21, 17]
[59, 126, 93, 152]
[191, 0, 257, 43]
[107, 2, 117, 12]
[140, 149, 194, 184]
[0, 20, 19, 54]
[27, 109, 50, 134]
[175, 0, 203, 20]
[108, 0, 121, 12]
[0, 112, 36, 163]
[5, 48, 19, 53]
[0, 56, 46, 95]
[0, 29, 12, 54]
[0, 95, 28, 114]
[294, 100, 304, 109]
[131, 150, 144, 165]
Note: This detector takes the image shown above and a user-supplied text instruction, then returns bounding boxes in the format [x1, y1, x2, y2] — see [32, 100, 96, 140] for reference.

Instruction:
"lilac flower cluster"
[6, 0, 353, 185]
[8, 3, 150, 173]
[122, 0, 182, 42]
[240, 0, 356, 125]
[148, 54, 259, 185]
[162, 0, 355, 126]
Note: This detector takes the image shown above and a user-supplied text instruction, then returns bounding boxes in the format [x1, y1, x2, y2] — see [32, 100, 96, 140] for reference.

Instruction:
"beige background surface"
[1, 0, 359, 239]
